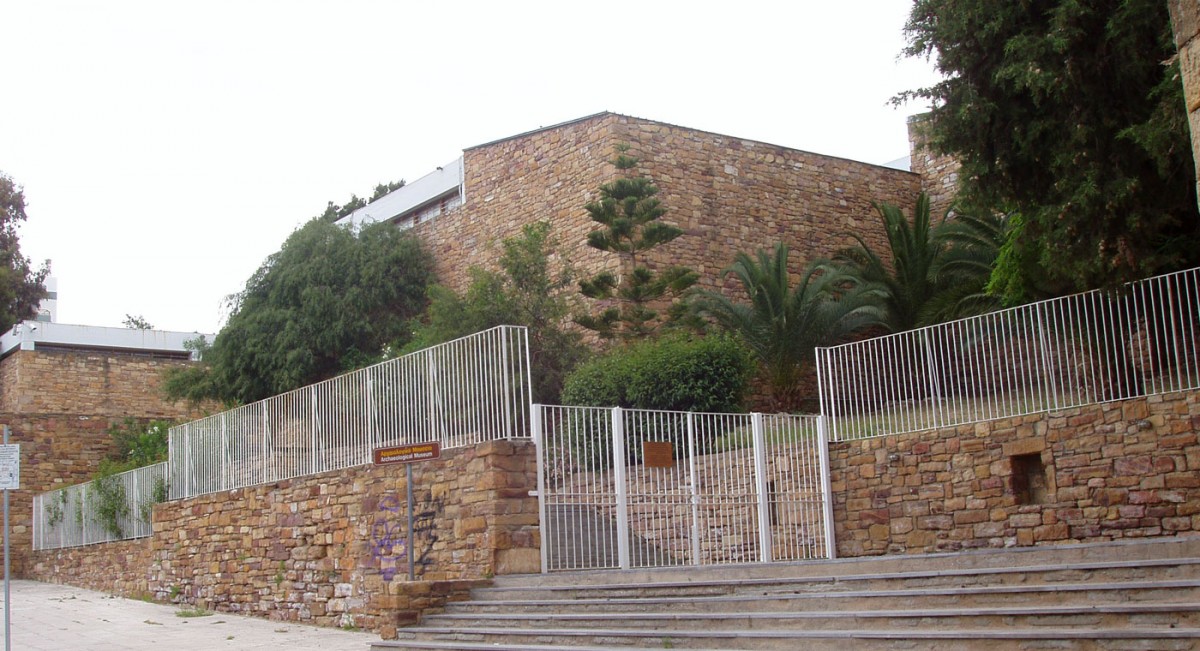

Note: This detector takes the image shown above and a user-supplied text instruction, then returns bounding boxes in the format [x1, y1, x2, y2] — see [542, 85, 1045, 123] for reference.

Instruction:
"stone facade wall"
[831, 390, 1200, 557]
[29, 439, 538, 639]
[1171, 0, 1200, 208]
[0, 412, 115, 574]
[417, 114, 622, 293]
[0, 349, 199, 419]
[616, 116, 920, 290]
[413, 113, 921, 299]
[907, 114, 961, 219]
[0, 349, 209, 575]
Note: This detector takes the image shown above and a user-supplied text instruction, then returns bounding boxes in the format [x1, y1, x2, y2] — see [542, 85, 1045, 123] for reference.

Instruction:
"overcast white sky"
[0, 1, 940, 335]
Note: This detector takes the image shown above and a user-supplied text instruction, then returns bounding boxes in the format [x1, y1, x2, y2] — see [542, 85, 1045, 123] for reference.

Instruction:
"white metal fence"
[534, 405, 833, 572]
[169, 325, 532, 499]
[816, 267, 1200, 442]
[32, 462, 168, 551]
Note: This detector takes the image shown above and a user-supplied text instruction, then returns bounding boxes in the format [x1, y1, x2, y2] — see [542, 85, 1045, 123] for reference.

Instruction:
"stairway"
[373, 536, 1200, 650]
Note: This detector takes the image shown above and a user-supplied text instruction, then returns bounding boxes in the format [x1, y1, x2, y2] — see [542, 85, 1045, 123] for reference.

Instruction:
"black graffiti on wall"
[369, 492, 442, 581]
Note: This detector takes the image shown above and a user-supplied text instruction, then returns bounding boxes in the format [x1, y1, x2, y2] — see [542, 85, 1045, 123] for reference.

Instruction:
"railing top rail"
[170, 324, 529, 435]
[815, 265, 1198, 354]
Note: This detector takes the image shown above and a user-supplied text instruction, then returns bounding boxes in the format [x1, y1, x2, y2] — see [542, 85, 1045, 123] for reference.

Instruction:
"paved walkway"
[0, 580, 379, 650]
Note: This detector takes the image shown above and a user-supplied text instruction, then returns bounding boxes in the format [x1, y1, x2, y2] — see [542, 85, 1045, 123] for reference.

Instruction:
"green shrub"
[562, 334, 753, 412]
[560, 335, 754, 468]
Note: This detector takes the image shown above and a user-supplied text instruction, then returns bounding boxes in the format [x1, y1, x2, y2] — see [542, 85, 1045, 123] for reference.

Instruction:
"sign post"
[0, 426, 19, 651]
[373, 442, 440, 581]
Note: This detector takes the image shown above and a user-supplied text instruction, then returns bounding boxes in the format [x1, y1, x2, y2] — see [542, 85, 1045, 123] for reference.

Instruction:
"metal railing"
[535, 405, 834, 572]
[816, 267, 1200, 442]
[169, 325, 532, 499]
[32, 462, 167, 551]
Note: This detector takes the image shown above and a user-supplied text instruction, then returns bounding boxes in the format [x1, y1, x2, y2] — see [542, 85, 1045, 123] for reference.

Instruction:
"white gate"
[533, 405, 835, 572]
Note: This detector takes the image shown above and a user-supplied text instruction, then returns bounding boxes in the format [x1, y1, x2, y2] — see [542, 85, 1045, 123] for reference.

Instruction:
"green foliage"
[898, 0, 1199, 299]
[46, 490, 67, 528]
[0, 172, 49, 332]
[106, 418, 172, 471]
[140, 475, 169, 524]
[317, 179, 406, 223]
[162, 336, 218, 406]
[576, 146, 698, 340]
[694, 243, 885, 411]
[834, 193, 998, 332]
[122, 314, 153, 330]
[561, 334, 753, 413]
[175, 607, 213, 618]
[91, 465, 130, 539]
[165, 219, 433, 404]
[407, 222, 587, 403]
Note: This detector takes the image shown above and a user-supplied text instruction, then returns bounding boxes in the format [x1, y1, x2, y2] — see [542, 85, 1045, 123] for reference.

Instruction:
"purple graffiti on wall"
[369, 492, 441, 582]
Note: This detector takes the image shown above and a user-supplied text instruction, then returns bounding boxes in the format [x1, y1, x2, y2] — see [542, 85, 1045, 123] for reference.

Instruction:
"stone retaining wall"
[29, 439, 538, 639]
[831, 390, 1200, 556]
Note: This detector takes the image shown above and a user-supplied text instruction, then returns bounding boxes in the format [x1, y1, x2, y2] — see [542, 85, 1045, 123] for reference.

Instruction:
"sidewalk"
[0, 580, 380, 650]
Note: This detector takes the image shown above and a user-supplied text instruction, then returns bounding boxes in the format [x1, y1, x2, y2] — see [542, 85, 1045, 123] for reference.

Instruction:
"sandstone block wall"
[0, 349, 210, 574]
[615, 116, 920, 290]
[831, 390, 1200, 556]
[0, 412, 114, 573]
[907, 115, 961, 219]
[1171, 0, 1200, 208]
[29, 439, 539, 638]
[416, 113, 921, 300]
[0, 349, 199, 419]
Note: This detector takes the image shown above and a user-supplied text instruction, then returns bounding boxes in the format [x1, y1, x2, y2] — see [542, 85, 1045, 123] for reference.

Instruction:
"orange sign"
[373, 442, 441, 465]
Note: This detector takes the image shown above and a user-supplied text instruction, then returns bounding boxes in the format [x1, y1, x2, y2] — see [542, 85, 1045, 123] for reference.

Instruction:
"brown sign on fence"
[642, 441, 674, 468]
[373, 442, 441, 465]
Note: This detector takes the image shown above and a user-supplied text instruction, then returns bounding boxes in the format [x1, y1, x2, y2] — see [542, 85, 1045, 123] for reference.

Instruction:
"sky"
[0, 1, 941, 335]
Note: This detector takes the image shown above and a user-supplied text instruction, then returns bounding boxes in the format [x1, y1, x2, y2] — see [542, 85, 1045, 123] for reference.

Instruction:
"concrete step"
[471, 556, 1200, 602]
[497, 535, 1200, 588]
[380, 537, 1200, 650]
[376, 626, 1200, 650]
[423, 601, 1200, 631]
[446, 578, 1200, 614]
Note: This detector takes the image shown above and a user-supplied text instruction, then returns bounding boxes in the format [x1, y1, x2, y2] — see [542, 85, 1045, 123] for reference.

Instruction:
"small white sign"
[0, 445, 19, 490]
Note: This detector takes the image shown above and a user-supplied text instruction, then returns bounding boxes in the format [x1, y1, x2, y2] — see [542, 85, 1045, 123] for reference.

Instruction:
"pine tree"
[576, 146, 697, 341]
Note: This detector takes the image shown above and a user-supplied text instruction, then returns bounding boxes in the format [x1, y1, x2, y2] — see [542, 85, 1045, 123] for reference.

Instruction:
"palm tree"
[835, 192, 1003, 331]
[694, 242, 884, 411]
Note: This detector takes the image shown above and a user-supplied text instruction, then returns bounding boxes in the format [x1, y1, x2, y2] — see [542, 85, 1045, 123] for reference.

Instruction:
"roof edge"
[464, 110, 919, 174]
[464, 111, 616, 151]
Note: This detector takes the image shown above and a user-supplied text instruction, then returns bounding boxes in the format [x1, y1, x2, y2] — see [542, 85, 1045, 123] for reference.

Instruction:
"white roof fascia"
[337, 157, 464, 229]
[0, 321, 214, 360]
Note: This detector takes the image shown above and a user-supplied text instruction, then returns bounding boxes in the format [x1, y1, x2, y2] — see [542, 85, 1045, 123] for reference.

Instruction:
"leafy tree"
[408, 221, 587, 403]
[317, 179, 406, 223]
[165, 219, 432, 404]
[576, 146, 698, 340]
[898, 0, 1200, 301]
[694, 243, 885, 412]
[0, 173, 49, 331]
[123, 314, 153, 330]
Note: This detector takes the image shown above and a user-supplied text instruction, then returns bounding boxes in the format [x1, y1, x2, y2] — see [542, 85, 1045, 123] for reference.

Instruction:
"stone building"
[338, 112, 946, 295]
[0, 321, 211, 573]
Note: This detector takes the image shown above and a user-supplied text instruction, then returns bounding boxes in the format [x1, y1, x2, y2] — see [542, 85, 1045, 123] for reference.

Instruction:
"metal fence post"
[817, 414, 837, 560]
[686, 412, 701, 566]
[310, 386, 321, 476]
[751, 413, 773, 564]
[612, 407, 630, 570]
[532, 404, 548, 573]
